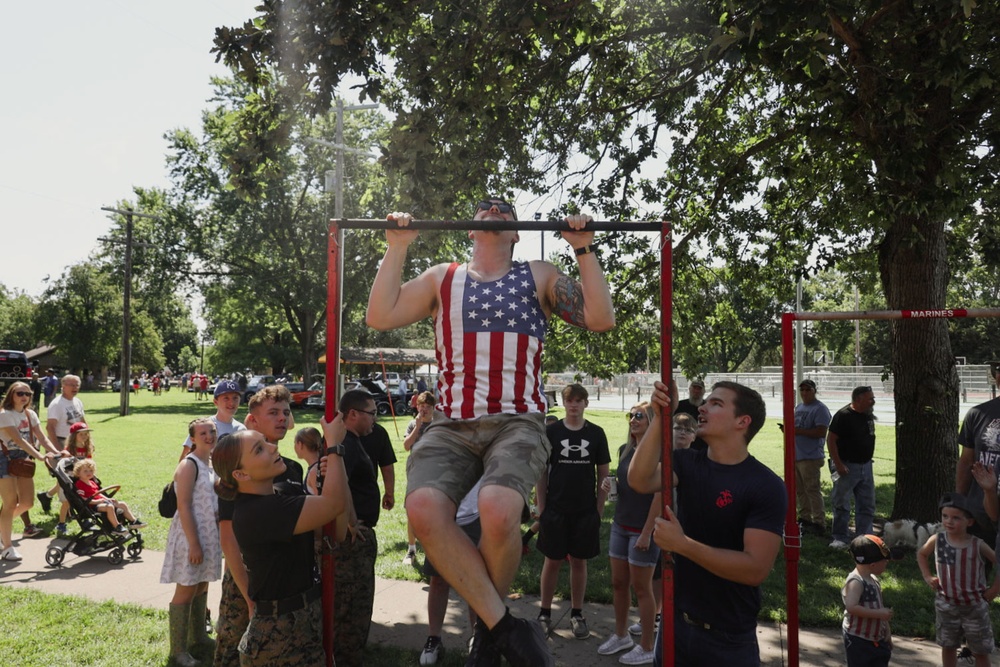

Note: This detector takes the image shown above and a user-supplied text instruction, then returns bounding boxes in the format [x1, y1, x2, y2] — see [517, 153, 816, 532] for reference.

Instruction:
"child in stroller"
[42, 455, 146, 566]
[73, 458, 146, 533]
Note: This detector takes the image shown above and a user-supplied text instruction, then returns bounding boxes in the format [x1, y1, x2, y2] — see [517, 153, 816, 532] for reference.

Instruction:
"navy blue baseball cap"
[214, 380, 241, 398]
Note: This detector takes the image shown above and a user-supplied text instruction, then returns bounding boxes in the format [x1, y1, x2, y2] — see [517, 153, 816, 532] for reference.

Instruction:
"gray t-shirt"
[794, 399, 832, 461]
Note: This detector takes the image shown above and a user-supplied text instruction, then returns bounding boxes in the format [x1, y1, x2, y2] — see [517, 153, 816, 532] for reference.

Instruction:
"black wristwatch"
[326, 443, 345, 457]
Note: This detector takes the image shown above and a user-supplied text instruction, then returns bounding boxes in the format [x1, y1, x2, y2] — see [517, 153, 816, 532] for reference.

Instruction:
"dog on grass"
[882, 519, 941, 550]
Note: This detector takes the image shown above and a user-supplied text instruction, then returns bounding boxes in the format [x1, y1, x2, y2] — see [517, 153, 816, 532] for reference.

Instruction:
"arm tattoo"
[553, 274, 587, 328]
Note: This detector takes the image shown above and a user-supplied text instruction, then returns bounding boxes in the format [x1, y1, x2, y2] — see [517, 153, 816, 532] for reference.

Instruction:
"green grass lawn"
[10, 388, 986, 642]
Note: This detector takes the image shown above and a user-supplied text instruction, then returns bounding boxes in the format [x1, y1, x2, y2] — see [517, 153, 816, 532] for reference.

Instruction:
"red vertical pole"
[322, 221, 343, 667]
[659, 221, 674, 667]
[781, 313, 800, 667]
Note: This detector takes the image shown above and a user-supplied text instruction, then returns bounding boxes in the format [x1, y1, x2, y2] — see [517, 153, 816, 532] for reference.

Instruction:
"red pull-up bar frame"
[780, 306, 1000, 667]
[322, 217, 696, 667]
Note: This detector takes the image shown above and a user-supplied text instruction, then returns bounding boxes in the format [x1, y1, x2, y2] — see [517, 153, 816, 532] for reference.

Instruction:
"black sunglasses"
[627, 412, 647, 421]
[14, 391, 32, 398]
[475, 200, 515, 215]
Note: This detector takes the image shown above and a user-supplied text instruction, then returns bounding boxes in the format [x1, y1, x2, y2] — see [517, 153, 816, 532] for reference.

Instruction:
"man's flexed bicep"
[366, 258, 443, 330]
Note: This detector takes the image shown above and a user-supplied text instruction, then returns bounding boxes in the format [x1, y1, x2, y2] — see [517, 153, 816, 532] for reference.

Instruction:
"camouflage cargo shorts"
[405, 411, 548, 507]
[934, 596, 994, 654]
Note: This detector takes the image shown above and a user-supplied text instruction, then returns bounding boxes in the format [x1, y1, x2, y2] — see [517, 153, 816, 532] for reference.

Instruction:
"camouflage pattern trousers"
[333, 525, 377, 667]
[214, 568, 248, 667]
[238, 596, 324, 667]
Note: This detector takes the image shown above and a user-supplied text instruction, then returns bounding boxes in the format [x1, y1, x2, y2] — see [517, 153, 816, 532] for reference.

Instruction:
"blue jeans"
[653, 613, 759, 667]
[831, 460, 875, 542]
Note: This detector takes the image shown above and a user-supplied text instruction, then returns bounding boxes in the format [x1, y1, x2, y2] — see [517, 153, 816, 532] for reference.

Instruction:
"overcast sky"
[1, 0, 260, 297]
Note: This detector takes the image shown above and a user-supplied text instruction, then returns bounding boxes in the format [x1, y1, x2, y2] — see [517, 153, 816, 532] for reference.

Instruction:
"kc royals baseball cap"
[214, 380, 241, 398]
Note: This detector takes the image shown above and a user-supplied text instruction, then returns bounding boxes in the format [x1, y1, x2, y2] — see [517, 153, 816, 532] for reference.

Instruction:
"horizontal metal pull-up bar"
[332, 218, 662, 232]
[789, 308, 1000, 321]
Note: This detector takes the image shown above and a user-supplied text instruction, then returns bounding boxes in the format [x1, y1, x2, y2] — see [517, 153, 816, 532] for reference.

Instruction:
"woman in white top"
[0, 381, 65, 561]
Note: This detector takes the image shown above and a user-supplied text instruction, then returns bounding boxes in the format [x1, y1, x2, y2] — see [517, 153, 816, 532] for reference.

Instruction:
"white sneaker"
[419, 635, 442, 665]
[1, 546, 23, 561]
[598, 633, 634, 655]
[619, 645, 655, 665]
[829, 539, 849, 550]
[628, 613, 660, 637]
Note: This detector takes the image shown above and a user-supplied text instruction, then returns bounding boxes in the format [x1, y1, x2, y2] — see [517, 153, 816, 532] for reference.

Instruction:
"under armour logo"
[561, 438, 590, 458]
[716, 490, 733, 508]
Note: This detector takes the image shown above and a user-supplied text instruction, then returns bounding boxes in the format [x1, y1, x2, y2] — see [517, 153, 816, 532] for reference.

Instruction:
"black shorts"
[424, 518, 482, 579]
[537, 506, 601, 560]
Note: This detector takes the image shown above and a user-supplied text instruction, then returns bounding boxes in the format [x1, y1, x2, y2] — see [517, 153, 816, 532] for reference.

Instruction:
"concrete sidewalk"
[0, 533, 942, 666]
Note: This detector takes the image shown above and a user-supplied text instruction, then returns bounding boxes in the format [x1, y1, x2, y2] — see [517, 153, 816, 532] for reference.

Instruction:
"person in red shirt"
[72, 458, 146, 533]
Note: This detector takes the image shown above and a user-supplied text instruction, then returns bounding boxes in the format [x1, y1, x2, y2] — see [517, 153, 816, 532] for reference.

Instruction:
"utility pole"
[306, 99, 379, 395]
[100, 206, 159, 416]
[306, 99, 379, 219]
[854, 284, 862, 367]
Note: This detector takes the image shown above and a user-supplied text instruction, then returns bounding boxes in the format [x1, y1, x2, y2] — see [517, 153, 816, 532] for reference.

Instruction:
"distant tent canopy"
[318, 347, 437, 370]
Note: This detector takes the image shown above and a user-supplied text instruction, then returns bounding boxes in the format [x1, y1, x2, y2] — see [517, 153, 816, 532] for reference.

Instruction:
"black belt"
[682, 612, 713, 630]
[682, 612, 750, 635]
[255, 584, 321, 617]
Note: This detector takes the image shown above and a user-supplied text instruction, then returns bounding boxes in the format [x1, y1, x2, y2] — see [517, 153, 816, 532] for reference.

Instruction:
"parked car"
[289, 381, 323, 408]
[306, 379, 412, 416]
[369, 371, 401, 389]
[243, 375, 277, 402]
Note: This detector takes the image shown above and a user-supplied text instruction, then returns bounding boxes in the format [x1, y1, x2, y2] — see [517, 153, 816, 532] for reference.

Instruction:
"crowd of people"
[4, 200, 1000, 667]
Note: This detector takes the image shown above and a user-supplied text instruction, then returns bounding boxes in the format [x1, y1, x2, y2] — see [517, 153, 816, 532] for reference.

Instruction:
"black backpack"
[158, 457, 199, 518]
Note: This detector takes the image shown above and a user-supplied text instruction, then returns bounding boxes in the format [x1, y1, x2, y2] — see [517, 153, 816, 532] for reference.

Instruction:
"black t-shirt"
[218, 455, 305, 522]
[544, 420, 611, 513]
[344, 430, 382, 527]
[360, 422, 397, 482]
[829, 405, 876, 463]
[233, 493, 315, 601]
[674, 447, 787, 632]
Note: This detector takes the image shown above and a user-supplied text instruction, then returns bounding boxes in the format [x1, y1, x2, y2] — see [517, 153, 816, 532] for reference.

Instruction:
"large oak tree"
[215, 1, 999, 519]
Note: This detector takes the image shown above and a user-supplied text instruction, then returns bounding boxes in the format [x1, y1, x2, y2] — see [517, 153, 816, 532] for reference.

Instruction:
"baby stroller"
[42, 457, 144, 567]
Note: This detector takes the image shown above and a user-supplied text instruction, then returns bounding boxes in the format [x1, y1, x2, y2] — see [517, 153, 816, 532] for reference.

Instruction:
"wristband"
[574, 244, 597, 257]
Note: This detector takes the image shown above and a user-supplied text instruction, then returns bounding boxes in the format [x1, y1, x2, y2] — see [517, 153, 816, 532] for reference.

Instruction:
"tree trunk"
[878, 212, 958, 522]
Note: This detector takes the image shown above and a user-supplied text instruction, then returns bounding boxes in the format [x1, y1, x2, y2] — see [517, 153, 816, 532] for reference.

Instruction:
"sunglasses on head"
[627, 412, 647, 421]
[475, 200, 515, 215]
